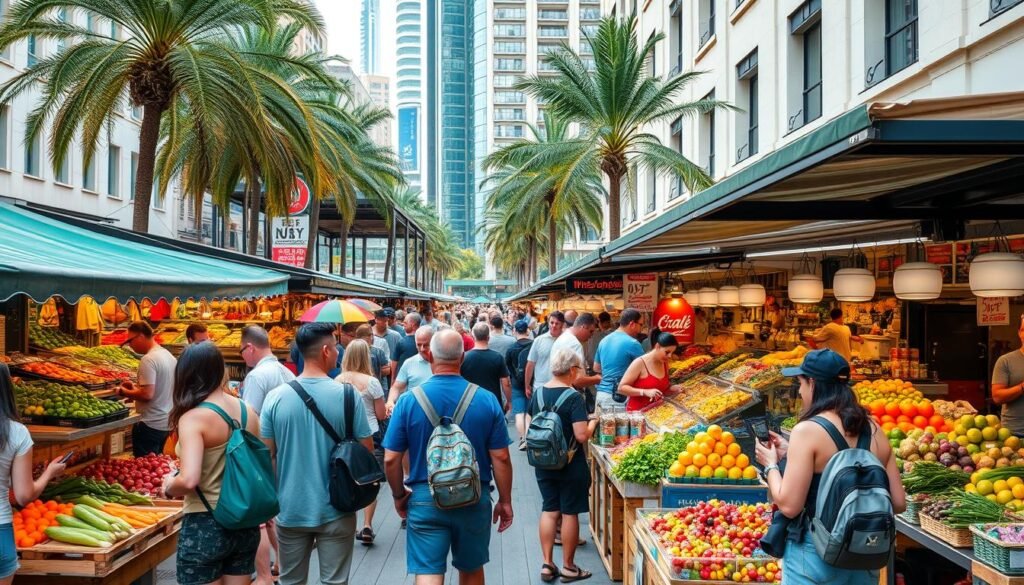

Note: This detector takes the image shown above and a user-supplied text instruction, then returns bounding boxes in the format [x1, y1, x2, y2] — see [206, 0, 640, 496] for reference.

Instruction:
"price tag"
[1009, 549, 1024, 569]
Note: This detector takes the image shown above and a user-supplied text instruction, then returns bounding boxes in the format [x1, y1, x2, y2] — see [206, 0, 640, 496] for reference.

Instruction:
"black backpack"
[289, 380, 385, 513]
[506, 341, 533, 388]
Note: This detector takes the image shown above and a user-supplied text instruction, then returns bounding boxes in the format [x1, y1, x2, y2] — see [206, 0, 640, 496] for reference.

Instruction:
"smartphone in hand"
[59, 450, 76, 464]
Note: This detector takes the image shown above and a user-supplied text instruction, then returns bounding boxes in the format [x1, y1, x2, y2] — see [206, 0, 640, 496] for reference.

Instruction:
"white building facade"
[396, 0, 428, 199]
[603, 0, 1024, 237]
[0, 12, 170, 236]
[474, 0, 605, 275]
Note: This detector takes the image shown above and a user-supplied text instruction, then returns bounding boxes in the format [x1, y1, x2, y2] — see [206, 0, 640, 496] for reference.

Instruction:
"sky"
[314, 0, 397, 92]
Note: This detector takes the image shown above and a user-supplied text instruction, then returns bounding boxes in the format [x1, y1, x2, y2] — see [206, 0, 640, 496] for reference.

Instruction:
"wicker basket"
[919, 513, 974, 548]
[971, 523, 1024, 575]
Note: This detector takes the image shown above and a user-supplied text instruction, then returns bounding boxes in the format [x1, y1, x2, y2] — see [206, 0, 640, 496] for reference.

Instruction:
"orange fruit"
[728, 467, 743, 480]
[742, 466, 759, 480]
[727, 443, 742, 457]
[693, 453, 707, 467]
[870, 400, 886, 417]
[929, 415, 945, 428]
[698, 442, 713, 456]
[912, 416, 928, 428]
[736, 454, 750, 469]
[708, 453, 722, 468]
[885, 403, 901, 418]
[707, 425, 723, 440]
[678, 452, 693, 466]
[722, 454, 736, 469]
[896, 415, 911, 424]
[918, 402, 934, 418]
[720, 431, 735, 446]
[900, 402, 918, 418]
[881, 415, 896, 424]
[714, 442, 728, 456]
[686, 442, 700, 455]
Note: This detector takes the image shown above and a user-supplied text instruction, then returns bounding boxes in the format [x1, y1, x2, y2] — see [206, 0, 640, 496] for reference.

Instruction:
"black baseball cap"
[782, 349, 850, 381]
[374, 309, 387, 319]
[514, 319, 529, 333]
[383, 307, 396, 317]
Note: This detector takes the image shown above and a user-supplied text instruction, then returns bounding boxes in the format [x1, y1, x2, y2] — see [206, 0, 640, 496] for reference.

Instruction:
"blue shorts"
[511, 387, 528, 415]
[406, 483, 492, 575]
[782, 532, 879, 585]
[0, 524, 16, 578]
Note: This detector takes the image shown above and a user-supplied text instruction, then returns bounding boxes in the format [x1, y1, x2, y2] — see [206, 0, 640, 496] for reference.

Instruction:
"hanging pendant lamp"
[698, 287, 719, 307]
[739, 283, 766, 307]
[788, 254, 823, 304]
[684, 289, 701, 306]
[970, 252, 1024, 297]
[833, 268, 876, 302]
[893, 262, 943, 300]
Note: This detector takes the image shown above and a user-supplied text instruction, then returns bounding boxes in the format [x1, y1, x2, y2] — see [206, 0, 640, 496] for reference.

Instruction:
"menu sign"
[565, 276, 623, 295]
[623, 273, 659, 312]
[653, 298, 695, 345]
[977, 296, 1011, 327]
[271, 177, 311, 267]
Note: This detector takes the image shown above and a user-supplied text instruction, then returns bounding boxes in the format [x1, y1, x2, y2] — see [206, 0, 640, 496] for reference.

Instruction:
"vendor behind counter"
[992, 317, 1024, 436]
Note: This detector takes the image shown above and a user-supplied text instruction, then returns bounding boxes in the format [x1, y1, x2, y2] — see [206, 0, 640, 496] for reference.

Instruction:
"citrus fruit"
[982, 427, 999, 441]
[685, 465, 700, 477]
[727, 443, 742, 457]
[700, 465, 714, 478]
[714, 442, 728, 456]
[995, 480, 1009, 493]
[961, 414, 976, 429]
[686, 441, 700, 455]
[714, 467, 728, 479]
[742, 466, 758, 480]
[976, 479, 995, 496]
[707, 424, 723, 440]
[966, 428, 983, 444]
[707, 453, 722, 468]
[1009, 476, 1023, 488]
[694, 431, 710, 444]
[917, 402, 934, 418]
[998, 490, 1015, 505]
[698, 442, 714, 456]
[728, 467, 742, 480]
[678, 452, 693, 466]
[720, 431, 735, 446]
[1012, 484, 1024, 500]
[722, 454, 736, 469]
[669, 462, 685, 477]
[975, 415, 989, 429]
[693, 453, 707, 467]
[987, 414, 1001, 427]
[736, 454, 750, 469]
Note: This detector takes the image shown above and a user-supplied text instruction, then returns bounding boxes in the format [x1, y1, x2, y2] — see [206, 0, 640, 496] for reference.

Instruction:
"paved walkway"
[157, 423, 615, 584]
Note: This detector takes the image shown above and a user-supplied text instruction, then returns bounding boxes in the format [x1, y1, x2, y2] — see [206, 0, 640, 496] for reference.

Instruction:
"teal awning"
[0, 202, 289, 302]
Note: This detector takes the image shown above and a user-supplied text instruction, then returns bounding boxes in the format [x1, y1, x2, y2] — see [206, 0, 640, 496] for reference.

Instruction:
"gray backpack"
[410, 384, 482, 510]
[526, 389, 576, 470]
[808, 417, 894, 570]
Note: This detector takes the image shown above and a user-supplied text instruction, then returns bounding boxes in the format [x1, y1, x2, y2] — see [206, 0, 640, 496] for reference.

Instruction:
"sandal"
[540, 563, 560, 583]
[270, 562, 279, 578]
[560, 565, 592, 582]
[359, 526, 375, 545]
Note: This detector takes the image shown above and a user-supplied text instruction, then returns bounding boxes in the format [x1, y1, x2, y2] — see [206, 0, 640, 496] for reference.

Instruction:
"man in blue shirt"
[383, 329, 514, 582]
[287, 322, 359, 377]
[390, 312, 422, 380]
[593, 308, 645, 409]
[262, 323, 373, 585]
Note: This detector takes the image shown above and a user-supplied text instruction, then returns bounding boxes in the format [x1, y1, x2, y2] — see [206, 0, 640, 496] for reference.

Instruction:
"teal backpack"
[411, 384, 482, 510]
[195, 399, 279, 529]
[526, 389, 576, 470]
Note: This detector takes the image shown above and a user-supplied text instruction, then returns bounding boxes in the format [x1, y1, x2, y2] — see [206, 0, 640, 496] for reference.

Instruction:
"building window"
[538, 26, 568, 38]
[26, 34, 37, 66]
[991, 0, 1023, 17]
[788, 0, 822, 131]
[107, 145, 120, 197]
[83, 152, 96, 191]
[699, 0, 715, 48]
[646, 169, 656, 213]
[669, 0, 683, 76]
[56, 152, 69, 184]
[0, 0, 8, 60]
[736, 49, 758, 161]
[0, 107, 7, 169]
[24, 133, 40, 177]
[153, 183, 163, 210]
[493, 58, 524, 71]
[130, 152, 138, 200]
[647, 32, 656, 77]
[885, 0, 918, 76]
[669, 117, 684, 200]
[493, 74, 517, 88]
[701, 91, 715, 177]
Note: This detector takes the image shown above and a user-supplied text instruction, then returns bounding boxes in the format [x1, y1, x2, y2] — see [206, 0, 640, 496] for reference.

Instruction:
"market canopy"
[0, 202, 289, 302]
[511, 93, 1024, 300]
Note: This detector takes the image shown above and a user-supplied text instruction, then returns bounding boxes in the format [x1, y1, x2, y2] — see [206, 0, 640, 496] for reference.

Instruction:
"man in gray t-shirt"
[524, 311, 566, 394]
[487, 316, 515, 358]
[993, 320, 1024, 435]
[119, 321, 177, 456]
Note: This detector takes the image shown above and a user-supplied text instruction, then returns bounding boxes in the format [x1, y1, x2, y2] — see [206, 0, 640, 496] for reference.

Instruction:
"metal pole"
[361, 237, 367, 279]
[403, 216, 410, 287]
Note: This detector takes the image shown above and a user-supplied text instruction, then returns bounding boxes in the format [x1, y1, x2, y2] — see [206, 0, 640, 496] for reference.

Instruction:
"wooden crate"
[17, 506, 182, 578]
[589, 444, 660, 582]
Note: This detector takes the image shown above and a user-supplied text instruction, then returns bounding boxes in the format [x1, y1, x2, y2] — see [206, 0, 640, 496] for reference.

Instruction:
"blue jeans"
[406, 484, 492, 575]
[782, 532, 879, 585]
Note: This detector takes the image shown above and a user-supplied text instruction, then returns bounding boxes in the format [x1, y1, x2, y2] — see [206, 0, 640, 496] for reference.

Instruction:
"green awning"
[0, 202, 289, 302]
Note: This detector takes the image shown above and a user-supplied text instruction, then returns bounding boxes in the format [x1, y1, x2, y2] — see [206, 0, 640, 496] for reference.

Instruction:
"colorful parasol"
[346, 298, 383, 313]
[299, 299, 372, 323]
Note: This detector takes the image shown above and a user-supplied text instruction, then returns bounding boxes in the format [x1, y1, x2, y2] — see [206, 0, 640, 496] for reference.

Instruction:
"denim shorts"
[511, 387, 528, 415]
[406, 483, 492, 575]
[177, 512, 259, 585]
[0, 523, 17, 578]
[782, 532, 879, 585]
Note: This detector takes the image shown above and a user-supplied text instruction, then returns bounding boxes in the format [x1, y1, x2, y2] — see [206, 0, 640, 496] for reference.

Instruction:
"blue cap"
[514, 319, 529, 333]
[383, 307, 396, 317]
[781, 349, 850, 381]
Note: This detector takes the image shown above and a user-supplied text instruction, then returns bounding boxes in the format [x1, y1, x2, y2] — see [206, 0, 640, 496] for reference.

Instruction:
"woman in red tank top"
[618, 333, 680, 411]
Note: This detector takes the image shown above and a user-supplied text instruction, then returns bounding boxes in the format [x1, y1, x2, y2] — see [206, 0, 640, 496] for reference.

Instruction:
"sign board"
[398, 107, 419, 172]
[565, 276, 623, 295]
[977, 296, 1010, 326]
[624, 273, 658, 311]
[271, 177, 312, 268]
[653, 298, 695, 345]
[287, 176, 311, 215]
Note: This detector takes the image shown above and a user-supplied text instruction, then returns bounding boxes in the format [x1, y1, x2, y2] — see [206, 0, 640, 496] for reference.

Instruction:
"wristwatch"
[763, 464, 780, 476]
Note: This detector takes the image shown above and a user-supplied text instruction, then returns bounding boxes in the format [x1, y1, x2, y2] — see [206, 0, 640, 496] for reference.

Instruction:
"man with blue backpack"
[382, 329, 514, 584]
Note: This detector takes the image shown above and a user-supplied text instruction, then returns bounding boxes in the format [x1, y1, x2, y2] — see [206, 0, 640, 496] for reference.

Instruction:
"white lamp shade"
[684, 289, 701, 306]
[833, 268, 876, 302]
[970, 252, 1024, 297]
[717, 285, 740, 307]
[893, 262, 943, 300]
[698, 287, 719, 307]
[788, 273, 824, 304]
[739, 283, 767, 307]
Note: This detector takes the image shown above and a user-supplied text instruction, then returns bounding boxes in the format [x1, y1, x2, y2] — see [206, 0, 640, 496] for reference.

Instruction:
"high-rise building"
[361, 74, 392, 149]
[610, 0, 1024, 240]
[474, 0, 604, 265]
[430, 0, 475, 248]
[360, 0, 381, 74]
[395, 0, 427, 199]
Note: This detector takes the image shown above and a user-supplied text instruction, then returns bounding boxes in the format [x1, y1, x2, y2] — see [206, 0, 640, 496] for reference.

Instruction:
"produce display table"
[625, 522, 682, 585]
[28, 414, 140, 444]
[590, 443, 660, 582]
[895, 517, 975, 571]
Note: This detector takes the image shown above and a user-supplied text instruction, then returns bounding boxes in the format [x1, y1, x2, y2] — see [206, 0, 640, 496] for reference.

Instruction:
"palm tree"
[0, 0, 323, 233]
[516, 14, 730, 240]
[482, 112, 604, 276]
[385, 188, 465, 290]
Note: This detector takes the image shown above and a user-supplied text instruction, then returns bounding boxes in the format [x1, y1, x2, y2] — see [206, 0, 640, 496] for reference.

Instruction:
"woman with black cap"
[755, 349, 905, 585]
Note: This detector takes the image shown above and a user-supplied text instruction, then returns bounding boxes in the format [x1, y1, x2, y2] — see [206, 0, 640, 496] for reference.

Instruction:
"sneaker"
[518, 438, 527, 451]
[359, 526, 375, 546]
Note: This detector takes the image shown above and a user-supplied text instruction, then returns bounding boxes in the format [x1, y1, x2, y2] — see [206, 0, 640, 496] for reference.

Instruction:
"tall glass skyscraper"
[396, 0, 426, 197]
[360, 0, 381, 74]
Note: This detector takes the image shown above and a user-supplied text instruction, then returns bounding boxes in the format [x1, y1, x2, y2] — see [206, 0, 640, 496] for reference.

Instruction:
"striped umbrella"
[346, 298, 383, 313]
[299, 299, 372, 323]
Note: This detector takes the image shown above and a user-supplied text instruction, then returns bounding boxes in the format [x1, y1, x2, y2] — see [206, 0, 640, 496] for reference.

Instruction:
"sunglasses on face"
[121, 336, 138, 347]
